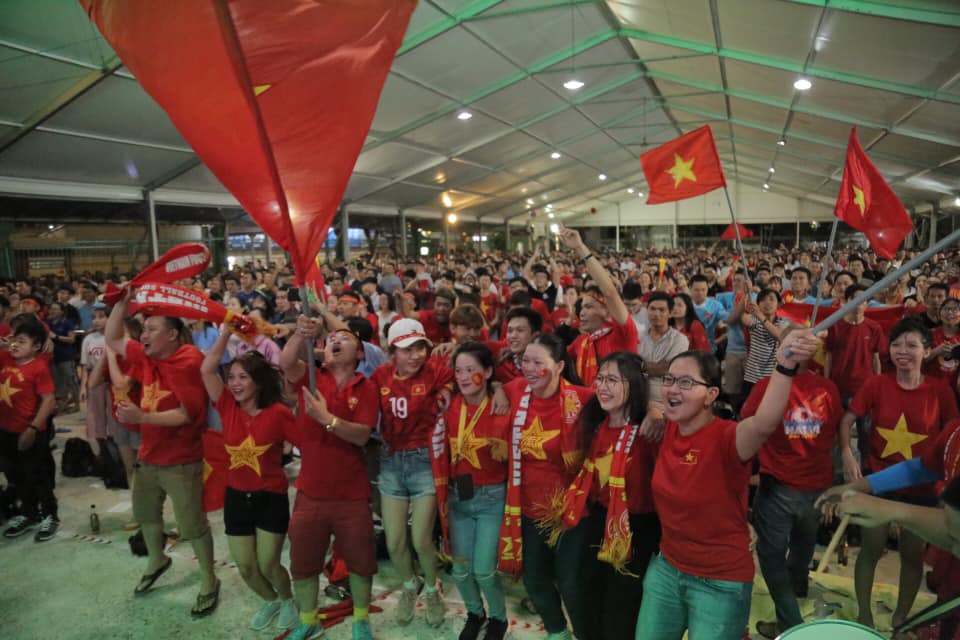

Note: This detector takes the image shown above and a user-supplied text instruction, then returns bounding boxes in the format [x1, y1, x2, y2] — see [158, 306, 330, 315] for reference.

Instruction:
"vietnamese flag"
[834, 127, 913, 260]
[721, 223, 753, 240]
[640, 125, 727, 204]
[81, 0, 415, 283]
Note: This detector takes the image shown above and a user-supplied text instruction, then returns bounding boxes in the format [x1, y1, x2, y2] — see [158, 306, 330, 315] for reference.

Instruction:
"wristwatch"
[775, 363, 799, 377]
[325, 416, 338, 432]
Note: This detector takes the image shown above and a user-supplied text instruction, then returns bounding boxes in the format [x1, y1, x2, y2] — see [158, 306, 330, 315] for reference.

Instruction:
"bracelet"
[775, 363, 799, 377]
[580, 253, 594, 262]
[325, 416, 338, 432]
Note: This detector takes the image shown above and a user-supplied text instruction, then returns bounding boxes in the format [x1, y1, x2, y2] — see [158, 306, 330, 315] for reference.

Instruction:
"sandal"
[134, 557, 172, 596]
[190, 579, 221, 618]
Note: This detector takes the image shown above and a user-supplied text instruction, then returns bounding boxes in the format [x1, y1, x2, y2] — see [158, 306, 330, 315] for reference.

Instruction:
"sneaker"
[34, 515, 59, 542]
[483, 618, 508, 640]
[424, 589, 446, 627]
[3, 515, 36, 538]
[755, 620, 781, 639]
[395, 581, 420, 626]
[277, 599, 299, 631]
[351, 619, 373, 640]
[460, 611, 487, 640]
[287, 622, 324, 640]
[250, 599, 282, 631]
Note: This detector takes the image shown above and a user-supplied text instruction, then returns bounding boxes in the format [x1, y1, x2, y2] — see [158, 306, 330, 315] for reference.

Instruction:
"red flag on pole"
[721, 223, 754, 240]
[81, 0, 415, 283]
[640, 125, 727, 204]
[834, 128, 913, 260]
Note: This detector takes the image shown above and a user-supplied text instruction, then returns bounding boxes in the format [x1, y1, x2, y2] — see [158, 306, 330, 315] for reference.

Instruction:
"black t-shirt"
[528, 283, 558, 312]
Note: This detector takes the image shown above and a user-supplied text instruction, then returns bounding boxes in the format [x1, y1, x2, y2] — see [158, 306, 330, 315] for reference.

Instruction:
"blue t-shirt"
[693, 298, 730, 352]
[716, 292, 756, 354]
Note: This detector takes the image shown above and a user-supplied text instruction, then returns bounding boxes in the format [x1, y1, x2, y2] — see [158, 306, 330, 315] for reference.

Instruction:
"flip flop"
[190, 579, 221, 618]
[134, 557, 172, 596]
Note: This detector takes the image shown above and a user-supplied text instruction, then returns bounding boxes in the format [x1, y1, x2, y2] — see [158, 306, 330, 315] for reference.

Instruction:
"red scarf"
[575, 324, 613, 385]
[562, 421, 639, 574]
[498, 381, 584, 579]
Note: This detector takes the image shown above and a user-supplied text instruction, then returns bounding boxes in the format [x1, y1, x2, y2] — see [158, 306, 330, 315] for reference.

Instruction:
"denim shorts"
[378, 447, 436, 500]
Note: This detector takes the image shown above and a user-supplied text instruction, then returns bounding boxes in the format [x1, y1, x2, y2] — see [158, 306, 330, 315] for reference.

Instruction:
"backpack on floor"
[98, 437, 128, 489]
[61, 438, 99, 478]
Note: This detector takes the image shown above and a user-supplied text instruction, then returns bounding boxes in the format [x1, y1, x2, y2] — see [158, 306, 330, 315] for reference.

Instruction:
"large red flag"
[721, 223, 753, 240]
[640, 125, 727, 204]
[834, 128, 913, 260]
[81, 0, 415, 283]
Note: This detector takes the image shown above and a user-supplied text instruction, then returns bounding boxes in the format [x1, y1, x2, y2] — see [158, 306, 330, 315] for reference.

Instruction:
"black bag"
[128, 529, 147, 556]
[61, 438, 99, 478]
[98, 437, 128, 489]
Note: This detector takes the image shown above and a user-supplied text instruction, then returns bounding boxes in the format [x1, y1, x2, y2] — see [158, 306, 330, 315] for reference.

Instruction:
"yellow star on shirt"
[225, 435, 272, 477]
[876, 413, 928, 460]
[853, 185, 867, 217]
[140, 381, 172, 413]
[666, 153, 697, 188]
[203, 459, 213, 484]
[0, 377, 21, 407]
[520, 417, 561, 461]
[450, 431, 489, 470]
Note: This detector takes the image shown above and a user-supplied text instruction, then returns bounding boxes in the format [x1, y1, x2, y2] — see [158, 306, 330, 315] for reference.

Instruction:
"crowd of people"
[1, 226, 959, 640]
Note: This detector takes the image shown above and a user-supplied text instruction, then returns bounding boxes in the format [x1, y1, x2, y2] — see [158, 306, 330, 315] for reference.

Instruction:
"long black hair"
[670, 292, 704, 332]
[578, 352, 648, 451]
[452, 342, 496, 395]
[227, 351, 286, 409]
[529, 332, 583, 385]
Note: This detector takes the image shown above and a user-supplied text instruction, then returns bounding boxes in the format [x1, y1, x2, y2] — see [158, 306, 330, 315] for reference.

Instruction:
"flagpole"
[788, 228, 960, 352]
[722, 186, 751, 284]
[809, 219, 839, 325]
[299, 284, 318, 394]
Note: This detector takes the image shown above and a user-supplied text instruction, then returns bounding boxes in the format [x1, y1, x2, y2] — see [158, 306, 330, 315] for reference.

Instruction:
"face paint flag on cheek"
[538, 368, 550, 378]
[471, 372, 484, 386]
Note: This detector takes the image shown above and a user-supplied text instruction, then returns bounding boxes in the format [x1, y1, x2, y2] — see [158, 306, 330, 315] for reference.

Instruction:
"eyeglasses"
[661, 374, 712, 390]
[594, 375, 625, 388]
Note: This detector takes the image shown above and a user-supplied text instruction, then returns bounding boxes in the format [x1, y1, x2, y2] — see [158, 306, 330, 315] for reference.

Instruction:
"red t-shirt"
[927, 327, 960, 380]
[676, 322, 710, 353]
[824, 318, 886, 399]
[110, 355, 142, 431]
[503, 378, 593, 516]
[124, 341, 209, 466]
[493, 346, 523, 384]
[0, 351, 54, 433]
[921, 419, 960, 482]
[586, 420, 658, 514]
[479, 294, 499, 325]
[850, 372, 959, 497]
[215, 393, 296, 494]
[289, 368, 379, 501]
[550, 307, 579, 330]
[0, 323, 11, 339]
[653, 417, 754, 582]
[741, 372, 842, 492]
[442, 395, 511, 486]
[569, 319, 640, 387]
[418, 309, 452, 345]
[373, 359, 453, 451]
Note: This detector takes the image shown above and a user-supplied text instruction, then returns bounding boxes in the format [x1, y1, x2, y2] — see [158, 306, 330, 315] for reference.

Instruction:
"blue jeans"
[753, 474, 820, 630]
[635, 554, 752, 640]
[449, 483, 507, 621]
[522, 515, 591, 636]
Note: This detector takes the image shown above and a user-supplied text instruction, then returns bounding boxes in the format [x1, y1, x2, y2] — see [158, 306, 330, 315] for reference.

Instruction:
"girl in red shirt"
[927, 297, 960, 381]
[637, 330, 820, 640]
[670, 293, 710, 353]
[200, 330, 299, 633]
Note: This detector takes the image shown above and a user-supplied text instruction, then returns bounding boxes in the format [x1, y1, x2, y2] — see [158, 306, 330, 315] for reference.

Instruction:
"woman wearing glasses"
[635, 328, 821, 640]
[560, 352, 660, 640]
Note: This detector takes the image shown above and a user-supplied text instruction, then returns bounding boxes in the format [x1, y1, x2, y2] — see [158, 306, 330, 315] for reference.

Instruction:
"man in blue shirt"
[690, 275, 729, 352]
[785, 267, 817, 304]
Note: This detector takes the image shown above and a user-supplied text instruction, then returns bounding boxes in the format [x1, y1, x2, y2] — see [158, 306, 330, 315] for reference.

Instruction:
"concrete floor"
[0, 410, 935, 640]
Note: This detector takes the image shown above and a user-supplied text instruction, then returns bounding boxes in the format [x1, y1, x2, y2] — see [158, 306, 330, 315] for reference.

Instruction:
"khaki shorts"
[132, 461, 209, 541]
[722, 351, 747, 396]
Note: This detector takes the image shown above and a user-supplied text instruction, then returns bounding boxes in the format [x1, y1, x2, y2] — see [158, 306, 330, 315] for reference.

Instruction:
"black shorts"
[223, 487, 290, 536]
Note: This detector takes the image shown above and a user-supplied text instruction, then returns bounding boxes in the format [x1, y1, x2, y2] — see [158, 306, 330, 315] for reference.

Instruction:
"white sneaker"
[250, 599, 282, 631]
[395, 579, 420, 625]
[277, 598, 299, 631]
[423, 588, 446, 627]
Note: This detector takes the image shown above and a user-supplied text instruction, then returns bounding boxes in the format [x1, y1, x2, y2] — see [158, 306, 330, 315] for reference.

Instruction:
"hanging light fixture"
[563, 4, 583, 91]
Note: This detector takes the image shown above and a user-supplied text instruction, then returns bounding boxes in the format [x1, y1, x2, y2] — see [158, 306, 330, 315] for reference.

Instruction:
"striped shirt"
[744, 316, 785, 384]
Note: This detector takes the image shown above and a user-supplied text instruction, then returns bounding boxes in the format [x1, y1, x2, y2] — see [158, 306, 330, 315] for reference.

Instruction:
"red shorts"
[288, 492, 377, 580]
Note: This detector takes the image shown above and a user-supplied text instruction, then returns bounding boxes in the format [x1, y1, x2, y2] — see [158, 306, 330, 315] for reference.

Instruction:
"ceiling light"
[457, 111, 473, 120]
[638, 192, 644, 198]
[542, 195, 548, 201]
[955, 196, 960, 207]
[550, 151, 561, 159]
[769, 167, 776, 174]
[563, 79, 584, 91]
[627, 188, 634, 194]
[793, 78, 812, 91]
[526, 198, 534, 205]
[598, 173, 607, 181]
[548, 213, 555, 219]
[777, 139, 786, 146]
[549, 223, 560, 234]
[763, 183, 770, 190]
[48, 224, 55, 230]
[441, 193, 453, 207]
[447, 213, 458, 224]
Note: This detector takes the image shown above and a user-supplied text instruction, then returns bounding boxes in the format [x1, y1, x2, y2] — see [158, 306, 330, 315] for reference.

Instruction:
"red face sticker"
[471, 372, 484, 386]
[538, 368, 549, 377]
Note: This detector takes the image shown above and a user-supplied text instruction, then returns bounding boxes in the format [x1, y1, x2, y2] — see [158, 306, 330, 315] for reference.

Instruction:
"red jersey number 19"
[389, 396, 408, 419]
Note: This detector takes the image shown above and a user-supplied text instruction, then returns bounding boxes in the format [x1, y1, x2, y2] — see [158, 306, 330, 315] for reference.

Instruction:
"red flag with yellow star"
[834, 128, 913, 260]
[80, 0, 415, 284]
[640, 125, 727, 204]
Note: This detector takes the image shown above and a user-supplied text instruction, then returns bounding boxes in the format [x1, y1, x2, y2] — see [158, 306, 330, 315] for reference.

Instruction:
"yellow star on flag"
[203, 459, 213, 484]
[450, 430, 489, 469]
[853, 185, 867, 217]
[225, 435, 273, 477]
[520, 417, 560, 460]
[253, 84, 272, 96]
[595, 446, 615, 488]
[666, 153, 697, 188]
[140, 381, 172, 413]
[876, 413, 928, 459]
[0, 377, 21, 407]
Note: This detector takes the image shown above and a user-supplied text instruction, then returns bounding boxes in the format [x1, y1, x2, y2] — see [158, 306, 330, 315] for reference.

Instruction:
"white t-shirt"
[80, 332, 107, 370]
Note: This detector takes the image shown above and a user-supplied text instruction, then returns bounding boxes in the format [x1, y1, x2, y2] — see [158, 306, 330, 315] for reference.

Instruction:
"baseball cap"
[387, 318, 432, 349]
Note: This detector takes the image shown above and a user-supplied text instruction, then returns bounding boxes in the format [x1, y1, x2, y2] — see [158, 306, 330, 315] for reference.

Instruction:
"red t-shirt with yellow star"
[289, 367, 379, 501]
[0, 351, 54, 434]
[479, 293, 499, 325]
[585, 420, 658, 514]
[123, 340, 209, 465]
[568, 319, 639, 387]
[850, 372, 958, 498]
[442, 394, 510, 486]
[373, 359, 453, 452]
[653, 417, 754, 583]
[503, 378, 593, 516]
[215, 392, 297, 494]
